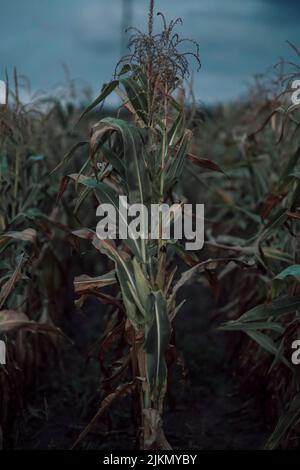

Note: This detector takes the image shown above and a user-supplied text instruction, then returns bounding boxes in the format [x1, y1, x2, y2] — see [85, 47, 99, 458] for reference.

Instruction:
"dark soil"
[14, 281, 267, 450]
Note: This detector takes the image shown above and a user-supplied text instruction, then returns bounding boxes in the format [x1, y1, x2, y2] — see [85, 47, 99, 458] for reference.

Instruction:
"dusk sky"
[0, 0, 299, 104]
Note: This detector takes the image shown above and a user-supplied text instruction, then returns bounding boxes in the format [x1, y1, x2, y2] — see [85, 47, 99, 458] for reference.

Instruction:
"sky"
[0, 0, 299, 104]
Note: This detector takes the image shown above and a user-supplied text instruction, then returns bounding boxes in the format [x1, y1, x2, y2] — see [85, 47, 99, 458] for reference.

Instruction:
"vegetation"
[1, 0, 300, 451]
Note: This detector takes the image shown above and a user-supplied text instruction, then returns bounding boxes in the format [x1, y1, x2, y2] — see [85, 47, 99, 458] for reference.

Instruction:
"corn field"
[1, 0, 300, 452]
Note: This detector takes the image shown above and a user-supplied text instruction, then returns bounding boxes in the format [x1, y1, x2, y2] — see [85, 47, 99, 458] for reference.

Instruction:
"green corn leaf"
[117, 63, 138, 76]
[92, 237, 147, 325]
[94, 181, 142, 260]
[144, 290, 171, 398]
[100, 117, 152, 205]
[50, 141, 88, 175]
[278, 147, 300, 190]
[220, 321, 284, 334]
[120, 77, 148, 123]
[96, 118, 153, 262]
[78, 80, 119, 122]
[165, 132, 190, 189]
[72, 175, 142, 260]
[265, 393, 300, 449]
[245, 330, 290, 367]
[259, 208, 288, 242]
[274, 264, 300, 282]
[116, 263, 145, 329]
[100, 144, 125, 177]
[89, 131, 126, 178]
[222, 294, 300, 325]
[168, 111, 184, 147]
[132, 258, 152, 312]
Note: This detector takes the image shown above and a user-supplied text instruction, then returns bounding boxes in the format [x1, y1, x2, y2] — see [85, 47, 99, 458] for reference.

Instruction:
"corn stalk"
[68, 3, 205, 449]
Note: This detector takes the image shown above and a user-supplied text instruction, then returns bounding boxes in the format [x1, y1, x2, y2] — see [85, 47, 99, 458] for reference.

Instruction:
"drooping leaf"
[0, 310, 30, 332]
[166, 132, 190, 188]
[50, 141, 88, 174]
[2, 228, 37, 244]
[93, 181, 142, 260]
[72, 381, 136, 449]
[239, 295, 300, 322]
[92, 237, 146, 325]
[260, 193, 286, 219]
[245, 330, 290, 367]
[220, 321, 284, 334]
[187, 153, 227, 175]
[278, 147, 300, 190]
[100, 117, 152, 207]
[78, 80, 119, 122]
[119, 77, 148, 123]
[0, 254, 26, 309]
[132, 258, 152, 312]
[74, 271, 117, 293]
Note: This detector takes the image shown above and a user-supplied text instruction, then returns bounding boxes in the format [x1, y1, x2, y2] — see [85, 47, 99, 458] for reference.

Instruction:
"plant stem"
[148, 0, 155, 37]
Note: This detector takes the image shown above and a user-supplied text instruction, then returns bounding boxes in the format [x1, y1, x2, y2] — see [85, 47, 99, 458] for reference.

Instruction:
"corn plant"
[189, 45, 300, 448]
[60, 1, 232, 450]
[0, 75, 84, 447]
